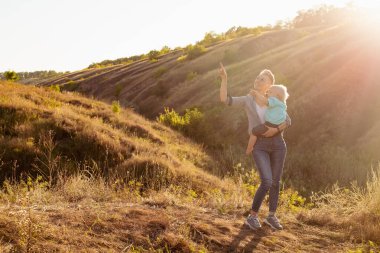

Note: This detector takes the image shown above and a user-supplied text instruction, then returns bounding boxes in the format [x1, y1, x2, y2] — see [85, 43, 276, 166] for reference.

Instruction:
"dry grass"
[297, 164, 380, 245]
[1, 64, 379, 251]
[0, 169, 370, 253]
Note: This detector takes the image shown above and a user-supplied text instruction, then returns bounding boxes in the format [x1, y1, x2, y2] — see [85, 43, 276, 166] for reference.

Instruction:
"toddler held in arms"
[246, 84, 289, 155]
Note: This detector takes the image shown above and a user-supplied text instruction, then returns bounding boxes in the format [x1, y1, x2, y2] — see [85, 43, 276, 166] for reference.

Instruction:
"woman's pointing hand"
[219, 62, 227, 80]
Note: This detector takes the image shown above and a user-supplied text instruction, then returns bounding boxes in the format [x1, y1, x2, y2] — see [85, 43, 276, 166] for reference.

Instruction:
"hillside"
[0, 80, 228, 191]
[31, 22, 380, 193]
[1, 80, 379, 252]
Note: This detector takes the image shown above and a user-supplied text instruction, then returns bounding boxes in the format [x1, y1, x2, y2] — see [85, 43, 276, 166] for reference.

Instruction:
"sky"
[0, 0, 378, 72]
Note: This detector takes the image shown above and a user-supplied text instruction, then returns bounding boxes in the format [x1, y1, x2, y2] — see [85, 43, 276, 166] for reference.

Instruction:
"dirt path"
[0, 200, 359, 252]
[168, 205, 355, 252]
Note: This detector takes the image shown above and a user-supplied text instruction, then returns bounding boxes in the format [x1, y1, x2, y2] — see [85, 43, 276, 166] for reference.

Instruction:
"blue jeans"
[251, 133, 287, 213]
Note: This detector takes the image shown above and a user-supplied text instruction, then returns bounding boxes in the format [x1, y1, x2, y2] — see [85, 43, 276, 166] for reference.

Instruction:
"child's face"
[267, 87, 277, 97]
[267, 87, 281, 100]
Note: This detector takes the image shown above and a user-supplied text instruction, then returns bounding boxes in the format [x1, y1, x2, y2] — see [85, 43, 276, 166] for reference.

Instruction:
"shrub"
[199, 31, 224, 47]
[151, 80, 168, 98]
[186, 71, 198, 81]
[157, 107, 185, 131]
[49, 84, 60, 93]
[177, 55, 187, 62]
[112, 100, 121, 114]
[87, 63, 103, 69]
[61, 80, 79, 92]
[114, 84, 123, 99]
[4, 71, 19, 82]
[182, 107, 203, 136]
[159, 45, 171, 55]
[184, 44, 206, 60]
[154, 67, 168, 79]
[148, 50, 160, 61]
[156, 107, 205, 141]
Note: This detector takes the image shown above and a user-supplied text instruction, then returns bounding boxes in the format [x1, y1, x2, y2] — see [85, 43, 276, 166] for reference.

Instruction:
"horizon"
[1, 0, 378, 73]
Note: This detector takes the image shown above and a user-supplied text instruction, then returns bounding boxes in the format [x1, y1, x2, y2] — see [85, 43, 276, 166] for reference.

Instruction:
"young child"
[246, 84, 289, 155]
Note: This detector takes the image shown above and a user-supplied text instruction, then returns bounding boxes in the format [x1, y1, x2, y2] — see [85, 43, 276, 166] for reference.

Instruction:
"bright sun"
[349, 1, 380, 36]
[353, 1, 380, 22]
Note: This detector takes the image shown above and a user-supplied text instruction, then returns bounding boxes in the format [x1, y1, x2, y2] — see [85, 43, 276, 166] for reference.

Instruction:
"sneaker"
[244, 214, 262, 230]
[263, 215, 283, 230]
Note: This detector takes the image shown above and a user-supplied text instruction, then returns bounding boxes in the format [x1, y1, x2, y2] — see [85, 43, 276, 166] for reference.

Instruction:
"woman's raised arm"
[219, 62, 247, 107]
[219, 62, 228, 103]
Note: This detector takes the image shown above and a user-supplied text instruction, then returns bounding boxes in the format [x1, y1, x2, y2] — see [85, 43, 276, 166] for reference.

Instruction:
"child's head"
[267, 84, 289, 102]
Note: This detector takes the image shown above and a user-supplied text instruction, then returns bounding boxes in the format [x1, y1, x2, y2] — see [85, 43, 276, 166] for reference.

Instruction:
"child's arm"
[250, 90, 268, 105]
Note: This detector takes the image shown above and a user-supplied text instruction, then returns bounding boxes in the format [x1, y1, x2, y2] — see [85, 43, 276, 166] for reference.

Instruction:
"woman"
[218, 62, 291, 230]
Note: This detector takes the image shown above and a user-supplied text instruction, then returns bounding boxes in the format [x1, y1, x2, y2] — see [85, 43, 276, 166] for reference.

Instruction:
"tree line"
[0, 70, 68, 82]
[87, 4, 354, 68]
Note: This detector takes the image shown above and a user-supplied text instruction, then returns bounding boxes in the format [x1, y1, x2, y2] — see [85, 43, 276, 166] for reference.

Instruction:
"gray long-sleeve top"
[224, 94, 291, 136]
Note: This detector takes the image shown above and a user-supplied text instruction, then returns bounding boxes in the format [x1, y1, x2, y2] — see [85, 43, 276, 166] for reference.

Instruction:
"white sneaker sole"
[244, 220, 261, 230]
[263, 219, 283, 230]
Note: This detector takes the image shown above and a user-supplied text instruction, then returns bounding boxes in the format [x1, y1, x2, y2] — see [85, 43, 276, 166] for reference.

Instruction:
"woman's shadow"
[227, 223, 271, 252]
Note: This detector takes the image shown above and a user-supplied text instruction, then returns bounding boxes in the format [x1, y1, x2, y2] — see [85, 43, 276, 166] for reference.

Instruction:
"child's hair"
[272, 84, 289, 102]
[259, 69, 275, 85]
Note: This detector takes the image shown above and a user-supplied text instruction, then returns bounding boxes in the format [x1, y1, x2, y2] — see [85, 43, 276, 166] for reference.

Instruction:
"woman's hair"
[272, 84, 289, 102]
[260, 69, 275, 85]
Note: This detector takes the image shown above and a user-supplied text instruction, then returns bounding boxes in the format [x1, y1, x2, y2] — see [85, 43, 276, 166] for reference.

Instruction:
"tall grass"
[1, 155, 378, 251]
[298, 163, 380, 243]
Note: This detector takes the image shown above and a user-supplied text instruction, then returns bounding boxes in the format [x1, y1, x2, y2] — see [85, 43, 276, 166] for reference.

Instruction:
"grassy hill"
[0, 80, 227, 192]
[0, 80, 379, 252]
[31, 22, 380, 193]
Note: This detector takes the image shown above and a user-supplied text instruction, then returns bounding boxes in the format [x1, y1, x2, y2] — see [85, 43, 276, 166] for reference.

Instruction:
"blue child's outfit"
[252, 96, 287, 136]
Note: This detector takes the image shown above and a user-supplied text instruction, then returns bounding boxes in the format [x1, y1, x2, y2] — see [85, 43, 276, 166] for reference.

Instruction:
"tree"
[159, 45, 171, 55]
[4, 71, 19, 81]
[201, 31, 223, 46]
[148, 50, 160, 61]
[274, 20, 284, 30]
[292, 4, 346, 28]
[235, 26, 250, 36]
[184, 44, 206, 60]
[225, 26, 237, 39]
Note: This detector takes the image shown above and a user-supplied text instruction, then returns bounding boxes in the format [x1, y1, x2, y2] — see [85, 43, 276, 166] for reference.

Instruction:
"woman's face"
[253, 74, 272, 91]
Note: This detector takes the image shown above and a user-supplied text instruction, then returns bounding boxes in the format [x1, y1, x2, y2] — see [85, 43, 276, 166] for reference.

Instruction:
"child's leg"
[246, 134, 258, 155]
